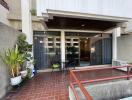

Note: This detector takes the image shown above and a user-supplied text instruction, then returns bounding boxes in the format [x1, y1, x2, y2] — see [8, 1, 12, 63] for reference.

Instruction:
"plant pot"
[20, 70, 27, 78]
[10, 76, 22, 86]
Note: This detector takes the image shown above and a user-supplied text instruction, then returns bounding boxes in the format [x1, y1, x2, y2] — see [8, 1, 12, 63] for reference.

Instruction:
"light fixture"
[40, 40, 43, 43]
[81, 24, 85, 27]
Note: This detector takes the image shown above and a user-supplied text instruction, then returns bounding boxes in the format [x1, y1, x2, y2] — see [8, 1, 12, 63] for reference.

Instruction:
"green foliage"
[31, 9, 36, 16]
[0, 45, 25, 77]
[17, 34, 35, 80]
[0, 34, 35, 79]
[67, 46, 78, 54]
[17, 34, 32, 54]
[26, 68, 32, 79]
[53, 63, 60, 68]
[17, 34, 34, 69]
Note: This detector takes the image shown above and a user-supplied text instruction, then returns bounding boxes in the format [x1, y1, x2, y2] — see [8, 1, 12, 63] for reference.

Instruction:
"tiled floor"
[5, 72, 69, 100]
[5, 68, 126, 100]
[75, 69, 126, 84]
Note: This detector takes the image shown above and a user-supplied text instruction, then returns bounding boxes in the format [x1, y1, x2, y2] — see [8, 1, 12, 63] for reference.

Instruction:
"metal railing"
[69, 65, 132, 100]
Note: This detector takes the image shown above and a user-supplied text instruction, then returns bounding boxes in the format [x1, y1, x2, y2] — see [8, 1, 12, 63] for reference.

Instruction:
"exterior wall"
[6, 0, 36, 18]
[0, 1, 21, 99]
[6, 0, 44, 31]
[0, 4, 9, 25]
[37, 0, 132, 18]
[0, 22, 21, 99]
[117, 34, 132, 62]
[9, 19, 45, 31]
[6, 0, 21, 17]
[125, 20, 132, 33]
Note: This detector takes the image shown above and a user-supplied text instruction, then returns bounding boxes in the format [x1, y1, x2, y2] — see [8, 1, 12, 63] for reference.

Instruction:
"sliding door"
[34, 31, 61, 70]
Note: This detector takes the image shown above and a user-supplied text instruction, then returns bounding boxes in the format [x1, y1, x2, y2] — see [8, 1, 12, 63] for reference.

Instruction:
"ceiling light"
[81, 24, 85, 27]
[40, 40, 43, 43]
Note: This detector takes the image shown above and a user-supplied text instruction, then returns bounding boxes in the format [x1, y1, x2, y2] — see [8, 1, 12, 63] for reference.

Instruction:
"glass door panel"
[34, 31, 61, 70]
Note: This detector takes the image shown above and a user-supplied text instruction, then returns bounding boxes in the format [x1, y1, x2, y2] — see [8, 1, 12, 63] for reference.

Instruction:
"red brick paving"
[5, 72, 69, 100]
[75, 69, 126, 83]
[5, 68, 126, 100]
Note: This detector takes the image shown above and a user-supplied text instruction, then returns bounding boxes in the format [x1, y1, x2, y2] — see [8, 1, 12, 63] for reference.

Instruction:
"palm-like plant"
[0, 45, 25, 77]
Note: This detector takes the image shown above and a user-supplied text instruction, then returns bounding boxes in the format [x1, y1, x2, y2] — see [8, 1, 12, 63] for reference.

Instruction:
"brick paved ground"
[5, 68, 126, 100]
[5, 72, 69, 100]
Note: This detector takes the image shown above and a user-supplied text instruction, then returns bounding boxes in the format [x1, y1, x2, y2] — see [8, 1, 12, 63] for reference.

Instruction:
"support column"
[61, 30, 65, 69]
[21, 0, 33, 44]
[21, 0, 34, 76]
[112, 27, 121, 60]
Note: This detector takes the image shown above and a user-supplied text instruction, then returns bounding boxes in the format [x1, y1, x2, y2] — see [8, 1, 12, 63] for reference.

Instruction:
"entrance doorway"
[65, 32, 112, 67]
[34, 31, 112, 70]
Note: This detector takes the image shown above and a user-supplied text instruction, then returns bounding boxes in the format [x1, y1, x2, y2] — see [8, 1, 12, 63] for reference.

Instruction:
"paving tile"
[5, 68, 125, 100]
[5, 71, 69, 100]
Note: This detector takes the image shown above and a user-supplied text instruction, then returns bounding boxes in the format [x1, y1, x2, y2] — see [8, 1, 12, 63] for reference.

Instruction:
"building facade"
[5, 0, 132, 70]
[0, 0, 132, 70]
[1, 0, 132, 98]
[36, 0, 132, 69]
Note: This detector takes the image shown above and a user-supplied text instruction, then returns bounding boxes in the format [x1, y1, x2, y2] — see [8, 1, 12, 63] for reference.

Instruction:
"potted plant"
[67, 46, 78, 67]
[17, 34, 34, 78]
[0, 45, 25, 86]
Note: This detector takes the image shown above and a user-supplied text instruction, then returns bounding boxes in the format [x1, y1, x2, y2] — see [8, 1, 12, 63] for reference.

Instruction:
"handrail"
[72, 65, 130, 72]
[70, 83, 80, 100]
[69, 65, 131, 100]
[73, 74, 132, 85]
[70, 70, 93, 100]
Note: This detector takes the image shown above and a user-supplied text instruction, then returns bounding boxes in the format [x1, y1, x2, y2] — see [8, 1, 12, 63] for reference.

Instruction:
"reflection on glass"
[91, 46, 95, 53]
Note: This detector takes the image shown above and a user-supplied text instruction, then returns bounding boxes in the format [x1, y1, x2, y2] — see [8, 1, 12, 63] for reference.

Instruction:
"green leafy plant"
[17, 34, 33, 70]
[17, 34, 32, 54]
[0, 45, 25, 77]
[26, 68, 32, 79]
[67, 46, 78, 55]
[53, 63, 60, 68]
[31, 9, 36, 16]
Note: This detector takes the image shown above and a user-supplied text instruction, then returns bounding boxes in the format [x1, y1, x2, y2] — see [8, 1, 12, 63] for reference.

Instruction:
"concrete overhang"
[40, 9, 132, 32]
[44, 9, 131, 22]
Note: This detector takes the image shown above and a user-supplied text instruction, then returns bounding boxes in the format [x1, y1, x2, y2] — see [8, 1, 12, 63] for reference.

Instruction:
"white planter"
[20, 70, 27, 78]
[10, 76, 22, 86]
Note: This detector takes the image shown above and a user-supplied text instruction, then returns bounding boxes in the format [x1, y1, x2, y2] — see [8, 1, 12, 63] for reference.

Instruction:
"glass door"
[90, 34, 112, 65]
[65, 32, 80, 67]
[34, 31, 61, 70]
